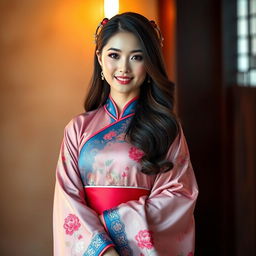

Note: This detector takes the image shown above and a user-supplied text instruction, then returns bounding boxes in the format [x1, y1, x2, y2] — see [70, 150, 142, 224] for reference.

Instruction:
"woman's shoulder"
[64, 108, 101, 135]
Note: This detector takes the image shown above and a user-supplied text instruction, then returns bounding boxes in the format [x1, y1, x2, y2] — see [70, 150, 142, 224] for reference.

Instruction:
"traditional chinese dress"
[53, 94, 198, 256]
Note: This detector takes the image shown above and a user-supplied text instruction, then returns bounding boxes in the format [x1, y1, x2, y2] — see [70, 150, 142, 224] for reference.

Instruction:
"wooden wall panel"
[232, 86, 256, 256]
[176, 1, 223, 255]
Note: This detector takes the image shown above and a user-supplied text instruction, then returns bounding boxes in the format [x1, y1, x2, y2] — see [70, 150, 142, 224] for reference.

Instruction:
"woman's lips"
[115, 76, 133, 85]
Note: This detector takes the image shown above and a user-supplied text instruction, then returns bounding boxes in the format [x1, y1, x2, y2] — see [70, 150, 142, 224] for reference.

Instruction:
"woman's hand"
[103, 247, 119, 256]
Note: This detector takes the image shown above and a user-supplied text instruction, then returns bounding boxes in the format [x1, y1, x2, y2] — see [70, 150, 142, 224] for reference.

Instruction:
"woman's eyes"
[108, 53, 143, 61]
[132, 55, 143, 61]
[108, 53, 119, 59]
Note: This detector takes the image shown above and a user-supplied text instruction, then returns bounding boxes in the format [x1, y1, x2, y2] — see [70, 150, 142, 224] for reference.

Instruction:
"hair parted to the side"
[84, 12, 180, 175]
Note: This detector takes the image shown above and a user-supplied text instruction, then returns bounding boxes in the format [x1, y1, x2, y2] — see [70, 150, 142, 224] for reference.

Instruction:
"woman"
[53, 12, 198, 256]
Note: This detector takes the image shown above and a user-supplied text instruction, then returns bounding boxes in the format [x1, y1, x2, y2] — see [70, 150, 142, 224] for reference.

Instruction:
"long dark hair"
[84, 12, 180, 175]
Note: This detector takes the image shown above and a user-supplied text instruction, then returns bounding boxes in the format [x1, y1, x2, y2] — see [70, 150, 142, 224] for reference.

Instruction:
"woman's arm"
[53, 118, 115, 256]
[100, 124, 198, 256]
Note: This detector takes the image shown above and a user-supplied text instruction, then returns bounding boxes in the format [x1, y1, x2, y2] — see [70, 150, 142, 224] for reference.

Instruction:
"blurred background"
[0, 0, 255, 255]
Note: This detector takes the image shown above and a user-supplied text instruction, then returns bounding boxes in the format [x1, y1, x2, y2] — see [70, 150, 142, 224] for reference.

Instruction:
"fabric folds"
[53, 95, 198, 256]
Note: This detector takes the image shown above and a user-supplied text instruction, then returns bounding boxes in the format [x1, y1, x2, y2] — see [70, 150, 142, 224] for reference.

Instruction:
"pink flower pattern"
[63, 214, 81, 235]
[187, 253, 193, 256]
[135, 230, 154, 249]
[103, 131, 117, 140]
[129, 146, 145, 162]
[122, 171, 128, 178]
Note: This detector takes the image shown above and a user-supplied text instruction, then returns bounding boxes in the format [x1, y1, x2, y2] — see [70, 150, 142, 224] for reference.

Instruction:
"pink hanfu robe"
[53, 94, 198, 256]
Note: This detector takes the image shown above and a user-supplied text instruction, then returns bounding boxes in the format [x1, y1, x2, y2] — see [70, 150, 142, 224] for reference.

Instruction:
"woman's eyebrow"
[107, 47, 143, 53]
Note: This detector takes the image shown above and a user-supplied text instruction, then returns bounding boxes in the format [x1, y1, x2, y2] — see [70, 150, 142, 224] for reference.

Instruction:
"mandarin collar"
[104, 94, 139, 120]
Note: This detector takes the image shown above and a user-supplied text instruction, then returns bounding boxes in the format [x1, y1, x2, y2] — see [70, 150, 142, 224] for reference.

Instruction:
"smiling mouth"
[115, 76, 133, 84]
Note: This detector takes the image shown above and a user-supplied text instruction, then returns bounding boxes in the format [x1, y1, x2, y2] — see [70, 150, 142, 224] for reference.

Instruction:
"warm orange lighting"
[104, 0, 119, 18]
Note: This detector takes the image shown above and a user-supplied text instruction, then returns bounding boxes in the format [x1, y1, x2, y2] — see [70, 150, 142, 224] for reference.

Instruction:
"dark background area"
[175, 0, 256, 255]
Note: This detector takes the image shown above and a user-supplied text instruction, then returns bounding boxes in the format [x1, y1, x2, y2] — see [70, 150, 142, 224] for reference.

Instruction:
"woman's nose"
[118, 58, 131, 73]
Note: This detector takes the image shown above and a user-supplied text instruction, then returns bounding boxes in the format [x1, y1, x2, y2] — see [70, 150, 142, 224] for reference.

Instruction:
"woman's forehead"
[103, 32, 142, 52]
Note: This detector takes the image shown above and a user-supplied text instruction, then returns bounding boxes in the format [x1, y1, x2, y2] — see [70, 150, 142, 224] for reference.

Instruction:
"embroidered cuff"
[103, 208, 133, 255]
[83, 232, 114, 256]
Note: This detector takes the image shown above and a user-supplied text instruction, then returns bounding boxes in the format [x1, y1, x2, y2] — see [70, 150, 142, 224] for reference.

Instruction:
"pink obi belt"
[84, 186, 150, 214]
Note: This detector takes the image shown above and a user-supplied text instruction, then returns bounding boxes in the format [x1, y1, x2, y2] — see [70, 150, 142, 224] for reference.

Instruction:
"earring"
[101, 71, 104, 80]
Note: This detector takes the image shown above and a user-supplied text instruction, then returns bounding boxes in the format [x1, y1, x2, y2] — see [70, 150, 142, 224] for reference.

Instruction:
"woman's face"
[96, 31, 147, 99]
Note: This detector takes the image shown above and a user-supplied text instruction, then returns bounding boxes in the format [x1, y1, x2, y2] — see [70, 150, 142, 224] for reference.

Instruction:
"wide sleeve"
[53, 118, 115, 256]
[101, 124, 198, 256]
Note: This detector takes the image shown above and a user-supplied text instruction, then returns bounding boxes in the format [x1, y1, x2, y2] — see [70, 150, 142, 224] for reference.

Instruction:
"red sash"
[84, 187, 150, 214]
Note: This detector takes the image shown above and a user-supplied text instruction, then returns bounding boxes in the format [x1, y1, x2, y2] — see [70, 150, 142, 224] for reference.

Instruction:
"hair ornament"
[149, 20, 157, 28]
[94, 17, 109, 43]
[149, 20, 164, 47]
[94, 17, 164, 47]
[101, 18, 109, 26]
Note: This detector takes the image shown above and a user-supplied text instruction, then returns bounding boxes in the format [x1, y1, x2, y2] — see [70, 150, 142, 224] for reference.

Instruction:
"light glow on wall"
[104, 0, 119, 18]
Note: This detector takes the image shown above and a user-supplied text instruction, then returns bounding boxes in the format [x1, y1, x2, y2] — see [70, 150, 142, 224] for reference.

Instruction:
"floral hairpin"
[94, 17, 164, 47]
[149, 20, 164, 47]
[94, 18, 109, 43]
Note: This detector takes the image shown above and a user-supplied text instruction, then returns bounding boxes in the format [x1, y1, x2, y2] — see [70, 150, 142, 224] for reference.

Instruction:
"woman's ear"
[96, 50, 102, 67]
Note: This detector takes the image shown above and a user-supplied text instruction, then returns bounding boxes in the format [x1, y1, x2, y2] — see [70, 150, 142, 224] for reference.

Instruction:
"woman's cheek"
[104, 58, 116, 72]
[136, 64, 146, 76]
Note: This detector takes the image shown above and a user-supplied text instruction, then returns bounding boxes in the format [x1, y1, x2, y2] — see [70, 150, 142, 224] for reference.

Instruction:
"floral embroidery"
[63, 214, 81, 235]
[78, 234, 83, 240]
[135, 230, 154, 249]
[104, 168, 128, 186]
[78, 115, 133, 184]
[121, 171, 128, 178]
[87, 173, 97, 185]
[106, 170, 119, 185]
[129, 146, 145, 162]
[103, 131, 117, 140]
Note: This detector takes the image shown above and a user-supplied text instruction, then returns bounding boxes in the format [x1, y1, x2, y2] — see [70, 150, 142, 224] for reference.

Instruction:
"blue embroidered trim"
[83, 232, 113, 256]
[122, 102, 137, 118]
[105, 96, 138, 119]
[103, 208, 133, 256]
[105, 98, 118, 119]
